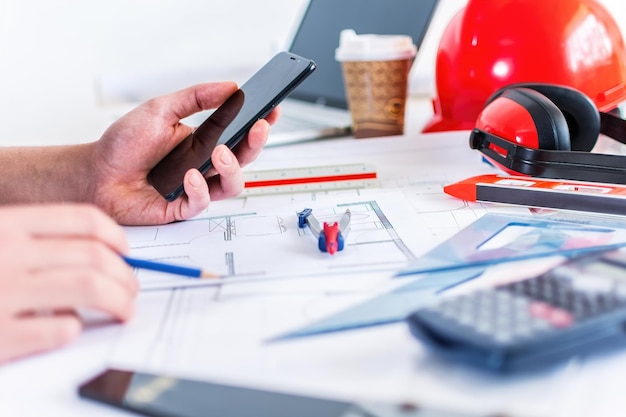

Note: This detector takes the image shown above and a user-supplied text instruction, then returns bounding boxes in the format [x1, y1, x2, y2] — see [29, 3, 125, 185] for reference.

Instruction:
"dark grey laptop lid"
[287, 0, 440, 109]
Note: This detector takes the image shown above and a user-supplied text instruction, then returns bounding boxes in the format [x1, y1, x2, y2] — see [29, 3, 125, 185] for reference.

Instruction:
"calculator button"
[495, 314, 511, 327]
[529, 301, 552, 318]
[530, 317, 553, 332]
[528, 301, 574, 328]
[493, 331, 513, 344]
[571, 295, 591, 318]
[513, 322, 535, 338]
[475, 322, 493, 335]
[458, 312, 477, 326]
[567, 271, 614, 293]
[548, 308, 574, 328]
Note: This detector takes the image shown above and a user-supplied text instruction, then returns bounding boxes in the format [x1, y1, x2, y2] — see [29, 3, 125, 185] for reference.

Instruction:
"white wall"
[0, 0, 624, 146]
[0, 0, 306, 145]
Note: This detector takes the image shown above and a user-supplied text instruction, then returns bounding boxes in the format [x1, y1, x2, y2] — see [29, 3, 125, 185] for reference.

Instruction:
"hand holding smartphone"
[148, 52, 316, 201]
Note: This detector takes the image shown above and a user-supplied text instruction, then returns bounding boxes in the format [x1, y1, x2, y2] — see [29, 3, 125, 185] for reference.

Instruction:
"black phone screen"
[147, 52, 316, 201]
[79, 369, 361, 417]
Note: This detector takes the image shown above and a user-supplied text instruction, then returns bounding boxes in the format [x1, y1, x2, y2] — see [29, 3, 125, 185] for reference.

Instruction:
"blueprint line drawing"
[109, 191, 428, 372]
[125, 195, 422, 290]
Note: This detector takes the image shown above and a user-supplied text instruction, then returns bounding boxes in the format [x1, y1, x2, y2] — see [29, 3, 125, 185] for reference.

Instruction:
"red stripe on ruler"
[245, 172, 377, 189]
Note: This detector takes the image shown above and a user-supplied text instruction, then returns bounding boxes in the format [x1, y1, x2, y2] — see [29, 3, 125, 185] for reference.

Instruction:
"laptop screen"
[287, 0, 439, 109]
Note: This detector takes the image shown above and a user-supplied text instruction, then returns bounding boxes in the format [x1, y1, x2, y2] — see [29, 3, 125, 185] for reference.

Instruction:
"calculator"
[406, 249, 626, 372]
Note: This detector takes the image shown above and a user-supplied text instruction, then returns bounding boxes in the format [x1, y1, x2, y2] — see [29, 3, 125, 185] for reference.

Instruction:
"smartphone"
[147, 52, 316, 201]
[78, 368, 471, 417]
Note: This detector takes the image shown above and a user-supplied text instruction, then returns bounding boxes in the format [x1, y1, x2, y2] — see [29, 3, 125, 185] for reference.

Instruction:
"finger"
[0, 315, 82, 364]
[22, 239, 138, 295]
[4, 204, 129, 254]
[178, 169, 211, 220]
[6, 268, 136, 321]
[206, 145, 244, 201]
[233, 118, 270, 168]
[148, 82, 239, 125]
[264, 106, 281, 125]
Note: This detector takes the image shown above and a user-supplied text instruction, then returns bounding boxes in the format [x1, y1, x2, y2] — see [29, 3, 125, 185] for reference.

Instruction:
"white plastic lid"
[335, 29, 417, 62]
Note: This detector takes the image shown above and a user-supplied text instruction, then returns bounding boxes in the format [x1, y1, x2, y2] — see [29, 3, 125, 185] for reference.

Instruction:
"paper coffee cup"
[335, 29, 417, 138]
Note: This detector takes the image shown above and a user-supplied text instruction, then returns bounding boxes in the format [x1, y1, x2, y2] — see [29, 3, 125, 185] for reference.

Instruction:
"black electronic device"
[407, 248, 626, 372]
[78, 368, 475, 417]
[147, 52, 316, 201]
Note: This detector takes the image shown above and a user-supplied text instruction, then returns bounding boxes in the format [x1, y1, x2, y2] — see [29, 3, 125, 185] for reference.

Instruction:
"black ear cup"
[487, 83, 601, 152]
[492, 87, 572, 151]
[516, 83, 601, 151]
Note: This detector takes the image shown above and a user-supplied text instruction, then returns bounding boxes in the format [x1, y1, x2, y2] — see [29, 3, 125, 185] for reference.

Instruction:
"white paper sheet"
[9, 130, 626, 417]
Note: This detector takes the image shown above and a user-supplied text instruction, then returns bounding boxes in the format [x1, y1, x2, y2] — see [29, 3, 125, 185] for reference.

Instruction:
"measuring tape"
[241, 163, 378, 196]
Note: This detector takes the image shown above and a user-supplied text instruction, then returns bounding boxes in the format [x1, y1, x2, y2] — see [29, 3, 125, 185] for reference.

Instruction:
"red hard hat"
[422, 0, 626, 133]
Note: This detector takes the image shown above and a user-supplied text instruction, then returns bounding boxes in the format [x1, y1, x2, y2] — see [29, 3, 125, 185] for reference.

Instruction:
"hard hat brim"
[421, 116, 477, 133]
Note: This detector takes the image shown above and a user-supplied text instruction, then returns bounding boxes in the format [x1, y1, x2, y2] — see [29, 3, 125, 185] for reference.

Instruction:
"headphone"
[469, 83, 626, 184]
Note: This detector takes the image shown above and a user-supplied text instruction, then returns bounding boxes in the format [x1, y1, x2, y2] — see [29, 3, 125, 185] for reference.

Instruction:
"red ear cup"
[476, 94, 539, 150]
[475, 96, 538, 175]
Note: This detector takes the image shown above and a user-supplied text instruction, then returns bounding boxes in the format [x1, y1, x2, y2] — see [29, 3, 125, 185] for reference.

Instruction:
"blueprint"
[127, 190, 423, 291]
[108, 132, 528, 376]
[110, 189, 428, 374]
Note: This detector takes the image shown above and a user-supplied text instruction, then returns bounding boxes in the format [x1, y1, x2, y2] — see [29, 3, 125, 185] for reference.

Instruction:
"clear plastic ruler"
[241, 163, 378, 196]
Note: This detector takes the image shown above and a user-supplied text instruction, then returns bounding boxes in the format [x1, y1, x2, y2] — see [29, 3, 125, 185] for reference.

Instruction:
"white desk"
[2, 98, 626, 417]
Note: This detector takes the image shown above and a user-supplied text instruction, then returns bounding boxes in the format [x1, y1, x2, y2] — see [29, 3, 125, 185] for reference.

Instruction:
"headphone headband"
[600, 112, 626, 146]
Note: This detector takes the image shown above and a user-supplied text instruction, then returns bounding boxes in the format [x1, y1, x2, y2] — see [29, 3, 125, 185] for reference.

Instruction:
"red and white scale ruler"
[241, 163, 378, 196]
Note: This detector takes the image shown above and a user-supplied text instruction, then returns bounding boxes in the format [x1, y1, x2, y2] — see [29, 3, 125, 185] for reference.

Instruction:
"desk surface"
[3, 99, 626, 417]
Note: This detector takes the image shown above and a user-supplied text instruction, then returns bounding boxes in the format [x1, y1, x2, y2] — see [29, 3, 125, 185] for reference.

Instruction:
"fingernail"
[220, 149, 233, 166]
[189, 170, 203, 187]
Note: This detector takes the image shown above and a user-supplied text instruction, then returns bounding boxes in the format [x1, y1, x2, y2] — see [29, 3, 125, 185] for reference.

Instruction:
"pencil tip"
[200, 272, 223, 279]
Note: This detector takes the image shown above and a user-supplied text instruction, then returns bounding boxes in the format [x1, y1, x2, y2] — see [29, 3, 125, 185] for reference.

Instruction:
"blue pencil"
[123, 256, 221, 279]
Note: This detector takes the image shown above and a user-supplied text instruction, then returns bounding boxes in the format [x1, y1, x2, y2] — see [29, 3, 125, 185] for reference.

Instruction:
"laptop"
[268, 0, 440, 146]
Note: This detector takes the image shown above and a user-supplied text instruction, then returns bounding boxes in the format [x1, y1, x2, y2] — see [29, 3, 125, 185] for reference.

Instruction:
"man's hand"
[88, 82, 279, 225]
